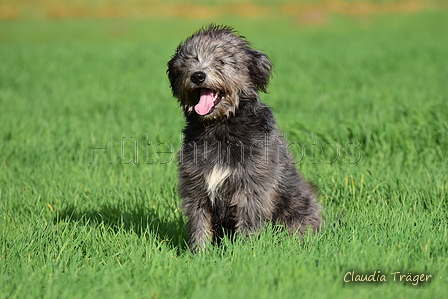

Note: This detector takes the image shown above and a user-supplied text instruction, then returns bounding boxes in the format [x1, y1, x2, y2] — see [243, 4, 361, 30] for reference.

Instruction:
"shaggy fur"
[167, 24, 323, 251]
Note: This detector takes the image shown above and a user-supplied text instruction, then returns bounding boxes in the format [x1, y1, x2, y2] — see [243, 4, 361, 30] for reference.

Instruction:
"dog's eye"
[218, 59, 225, 65]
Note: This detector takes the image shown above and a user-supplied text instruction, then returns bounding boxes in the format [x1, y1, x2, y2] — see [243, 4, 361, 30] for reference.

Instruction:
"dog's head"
[167, 24, 272, 121]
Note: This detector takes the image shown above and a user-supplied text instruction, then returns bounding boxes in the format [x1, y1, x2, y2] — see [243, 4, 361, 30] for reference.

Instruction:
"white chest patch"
[205, 165, 230, 204]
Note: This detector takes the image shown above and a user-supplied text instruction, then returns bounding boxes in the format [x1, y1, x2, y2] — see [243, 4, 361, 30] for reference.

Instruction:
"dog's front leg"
[235, 201, 266, 236]
[184, 203, 213, 251]
[234, 187, 277, 236]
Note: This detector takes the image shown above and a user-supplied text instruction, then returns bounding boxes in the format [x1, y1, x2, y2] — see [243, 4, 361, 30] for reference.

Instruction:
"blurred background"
[1, 0, 446, 42]
[0, 0, 443, 21]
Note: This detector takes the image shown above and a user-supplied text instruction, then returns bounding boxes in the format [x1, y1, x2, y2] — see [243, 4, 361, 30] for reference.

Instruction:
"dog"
[167, 24, 323, 251]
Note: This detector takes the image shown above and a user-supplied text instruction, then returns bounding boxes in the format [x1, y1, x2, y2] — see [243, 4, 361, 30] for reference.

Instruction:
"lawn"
[1, 5, 447, 299]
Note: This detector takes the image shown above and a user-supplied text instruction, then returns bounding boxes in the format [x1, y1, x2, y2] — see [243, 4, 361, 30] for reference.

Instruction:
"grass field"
[1, 5, 448, 299]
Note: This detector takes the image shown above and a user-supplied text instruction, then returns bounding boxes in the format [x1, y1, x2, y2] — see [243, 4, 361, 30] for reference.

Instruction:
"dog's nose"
[191, 72, 206, 85]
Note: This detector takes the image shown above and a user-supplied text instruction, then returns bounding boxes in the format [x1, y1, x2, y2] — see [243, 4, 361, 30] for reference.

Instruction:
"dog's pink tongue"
[195, 89, 215, 115]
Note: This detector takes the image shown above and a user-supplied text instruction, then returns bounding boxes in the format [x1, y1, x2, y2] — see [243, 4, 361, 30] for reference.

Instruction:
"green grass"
[1, 11, 448, 299]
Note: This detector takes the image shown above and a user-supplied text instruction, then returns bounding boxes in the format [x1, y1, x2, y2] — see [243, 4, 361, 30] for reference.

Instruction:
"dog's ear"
[167, 55, 182, 98]
[247, 49, 272, 93]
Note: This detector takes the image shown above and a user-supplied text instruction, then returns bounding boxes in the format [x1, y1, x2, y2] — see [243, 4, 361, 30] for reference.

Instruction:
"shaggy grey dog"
[167, 25, 323, 251]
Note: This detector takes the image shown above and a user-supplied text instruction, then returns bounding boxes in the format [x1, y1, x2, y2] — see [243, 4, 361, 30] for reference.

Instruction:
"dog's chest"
[205, 164, 231, 205]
